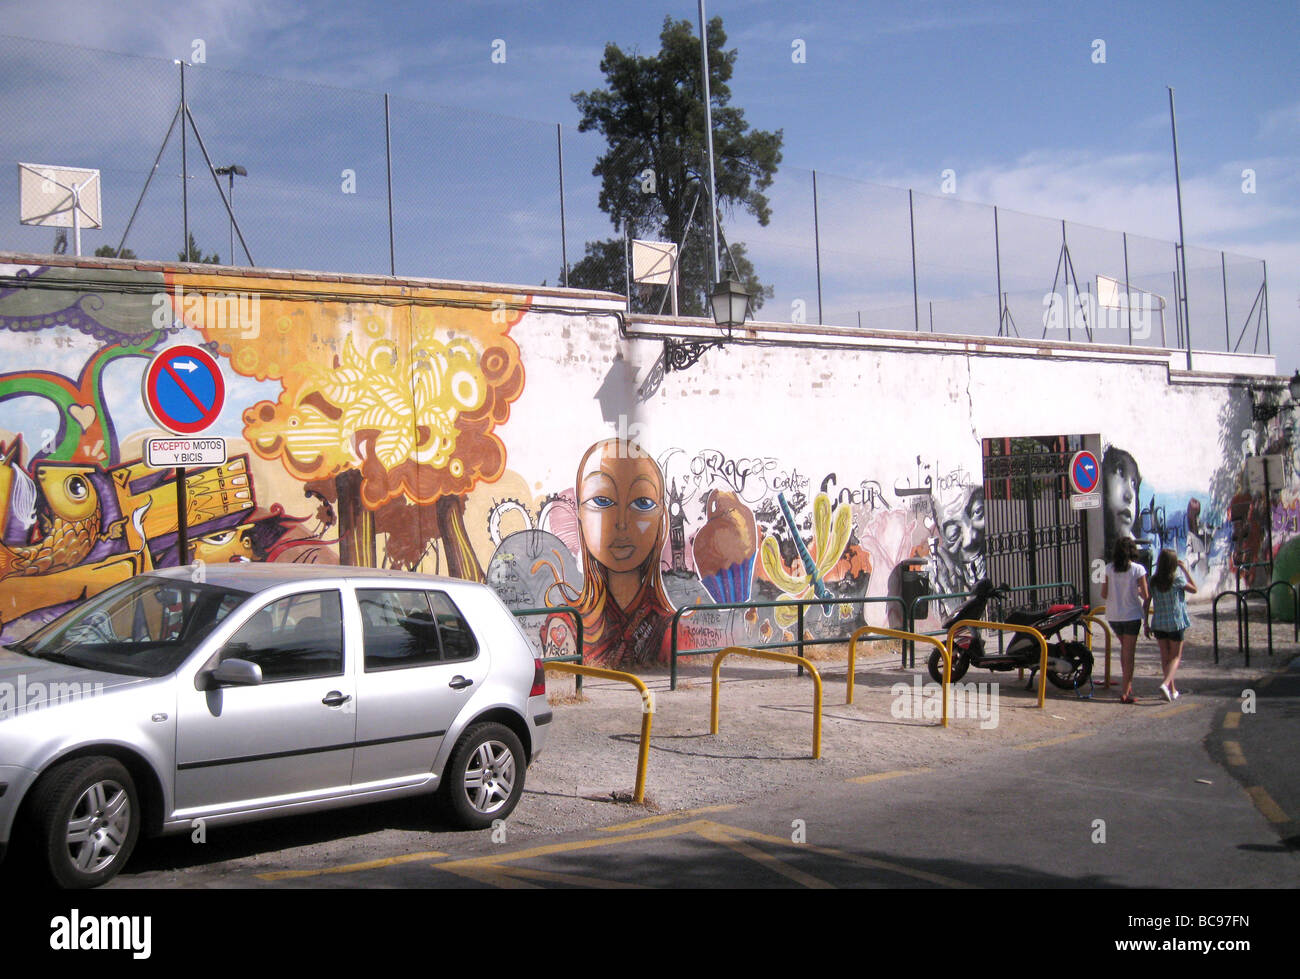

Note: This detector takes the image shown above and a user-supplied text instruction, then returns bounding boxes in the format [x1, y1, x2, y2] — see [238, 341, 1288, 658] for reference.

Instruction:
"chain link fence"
[0, 34, 1270, 354]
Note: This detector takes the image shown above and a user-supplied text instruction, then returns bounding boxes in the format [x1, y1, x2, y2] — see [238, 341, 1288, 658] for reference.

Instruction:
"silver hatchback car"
[0, 564, 551, 888]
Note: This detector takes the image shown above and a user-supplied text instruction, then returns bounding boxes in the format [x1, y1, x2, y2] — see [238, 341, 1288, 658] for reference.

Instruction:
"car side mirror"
[210, 658, 263, 687]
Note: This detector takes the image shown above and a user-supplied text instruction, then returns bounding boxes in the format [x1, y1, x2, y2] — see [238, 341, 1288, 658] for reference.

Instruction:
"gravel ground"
[508, 605, 1297, 842]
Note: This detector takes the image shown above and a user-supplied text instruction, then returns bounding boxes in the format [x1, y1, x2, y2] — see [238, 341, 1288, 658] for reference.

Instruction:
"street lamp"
[710, 277, 751, 334]
[214, 164, 247, 265]
[1251, 370, 1300, 422]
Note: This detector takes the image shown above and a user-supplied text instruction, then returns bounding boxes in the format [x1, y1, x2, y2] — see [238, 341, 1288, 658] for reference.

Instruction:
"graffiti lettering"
[820, 473, 889, 510]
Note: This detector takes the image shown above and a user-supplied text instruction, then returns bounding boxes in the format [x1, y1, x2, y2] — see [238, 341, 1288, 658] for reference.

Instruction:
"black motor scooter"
[925, 579, 1094, 691]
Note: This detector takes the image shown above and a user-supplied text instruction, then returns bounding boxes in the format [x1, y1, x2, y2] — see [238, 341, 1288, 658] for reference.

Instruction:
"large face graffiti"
[1102, 445, 1141, 556]
[931, 484, 986, 594]
[573, 438, 676, 670]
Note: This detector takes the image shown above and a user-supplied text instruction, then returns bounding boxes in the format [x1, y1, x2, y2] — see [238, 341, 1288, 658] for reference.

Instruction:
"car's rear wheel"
[28, 756, 140, 889]
[438, 722, 526, 830]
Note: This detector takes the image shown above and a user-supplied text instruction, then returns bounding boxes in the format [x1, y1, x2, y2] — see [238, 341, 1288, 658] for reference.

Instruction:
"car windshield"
[10, 576, 252, 678]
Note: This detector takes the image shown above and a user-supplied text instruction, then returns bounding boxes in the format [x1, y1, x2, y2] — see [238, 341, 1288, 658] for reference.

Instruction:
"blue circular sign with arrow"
[1069, 450, 1100, 495]
[142, 344, 226, 435]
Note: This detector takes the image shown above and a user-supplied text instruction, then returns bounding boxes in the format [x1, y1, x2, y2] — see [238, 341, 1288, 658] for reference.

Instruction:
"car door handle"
[322, 691, 352, 707]
[448, 676, 473, 690]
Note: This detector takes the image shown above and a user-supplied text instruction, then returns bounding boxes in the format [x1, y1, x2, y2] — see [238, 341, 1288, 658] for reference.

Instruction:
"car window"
[219, 590, 344, 682]
[430, 591, 477, 661]
[359, 589, 478, 670]
[359, 590, 442, 671]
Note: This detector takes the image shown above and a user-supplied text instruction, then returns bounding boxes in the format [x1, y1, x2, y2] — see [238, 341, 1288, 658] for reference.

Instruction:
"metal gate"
[981, 435, 1089, 604]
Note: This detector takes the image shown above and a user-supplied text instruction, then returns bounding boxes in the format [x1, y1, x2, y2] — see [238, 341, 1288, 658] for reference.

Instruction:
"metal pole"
[698, 0, 720, 284]
[72, 187, 81, 257]
[384, 94, 396, 276]
[994, 205, 1003, 335]
[909, 189, 919, 332]
[1169, 87, 1192, 371]
[557, 123, 568, 288]
[183, 109, 255, 266]
[1221, 250, 1230, 350]
[1123, 231, 1132, 344]
[180, 61, 189, 260]
[1061, 219, 1071, 343]
[228, 171, 234, 264]
[175, 467, 188, 567]
[116, 104, 182, 258]
[812, 169, 823, 324]
[1262, 260, 1271, 354]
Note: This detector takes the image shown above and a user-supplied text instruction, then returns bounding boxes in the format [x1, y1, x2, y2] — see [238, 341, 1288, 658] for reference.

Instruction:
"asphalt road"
[86, 657, 1297, 892]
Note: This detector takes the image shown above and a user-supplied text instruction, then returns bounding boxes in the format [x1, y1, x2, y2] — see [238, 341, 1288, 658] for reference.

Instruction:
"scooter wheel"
[928, 647, 969, 684]
[1045, 640, 1093, 690]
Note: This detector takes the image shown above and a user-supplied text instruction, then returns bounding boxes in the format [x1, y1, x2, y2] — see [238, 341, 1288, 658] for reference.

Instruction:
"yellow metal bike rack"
[542, 662, 653, 804]
[946, 619, 1050, 708]
[847, 626, 953, 728]
[710, 646, 822, 758]
[1082, 605, 1113, 688]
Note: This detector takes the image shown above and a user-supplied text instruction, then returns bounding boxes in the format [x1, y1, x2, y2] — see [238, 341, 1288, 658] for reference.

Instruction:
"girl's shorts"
[1111, 619, 1141, 637]
[1153, 628, 1185, 642]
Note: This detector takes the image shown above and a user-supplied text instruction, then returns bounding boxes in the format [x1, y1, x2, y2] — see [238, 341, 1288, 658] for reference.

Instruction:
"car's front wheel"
[438, 722, 526, 830]
[28, 756, 140, 889]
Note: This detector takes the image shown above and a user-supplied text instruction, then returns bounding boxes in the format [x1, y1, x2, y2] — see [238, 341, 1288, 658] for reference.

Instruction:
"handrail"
[669, 595, 906, 690]
[541, 662, 652, 803]
[1081, 605, 1113, 688]
[710, 646, 822, 758]
[1212, 590, 1250, 666]
[512, 605, 583, 691]
[848, 626, 952, 727]
[946, 619, 1050, 708]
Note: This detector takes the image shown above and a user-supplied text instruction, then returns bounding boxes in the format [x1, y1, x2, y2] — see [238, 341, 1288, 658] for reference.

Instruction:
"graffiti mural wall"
[0, 256, 1279, 667]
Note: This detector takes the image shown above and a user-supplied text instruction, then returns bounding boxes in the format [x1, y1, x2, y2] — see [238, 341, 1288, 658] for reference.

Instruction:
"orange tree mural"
[178, 274, 528, 579]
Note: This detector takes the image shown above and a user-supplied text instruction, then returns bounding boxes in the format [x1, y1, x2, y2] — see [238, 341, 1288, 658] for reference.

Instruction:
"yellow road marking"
[695, 821, 834, 889]
[1223, 740, 1247, 767]
[430, 817, 969, 889]
[438, 865, 542, 889]
[1013, 732, 1094, 751]
[255, 849, 447, 881]
[1245, 786, 1290, 824]
[717, 823, 974, 889]
[435, 818, 722, 870]
[1150, 702, 1200, 718]
[848, 767, 933, 784]
[1223, 711, 1241, 729]
[596, 804, 736, 832]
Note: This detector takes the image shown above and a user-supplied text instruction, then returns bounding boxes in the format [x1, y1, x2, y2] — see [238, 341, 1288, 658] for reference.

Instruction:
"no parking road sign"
[143, 344, 226, 435]
[1069, 450, 1100, 496]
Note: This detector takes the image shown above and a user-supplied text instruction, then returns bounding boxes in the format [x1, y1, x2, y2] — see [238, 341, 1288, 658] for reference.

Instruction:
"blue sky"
[2, 0, 1297, 370]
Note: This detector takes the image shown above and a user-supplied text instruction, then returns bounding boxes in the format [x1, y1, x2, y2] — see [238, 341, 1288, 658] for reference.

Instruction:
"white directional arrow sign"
[173, 359, 199, 372]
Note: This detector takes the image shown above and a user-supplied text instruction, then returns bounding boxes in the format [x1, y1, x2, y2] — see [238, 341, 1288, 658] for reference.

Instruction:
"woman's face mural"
[572, 437, 676, 670]
[1103, 446, 1141, 546]
[577, 440, 664, 578]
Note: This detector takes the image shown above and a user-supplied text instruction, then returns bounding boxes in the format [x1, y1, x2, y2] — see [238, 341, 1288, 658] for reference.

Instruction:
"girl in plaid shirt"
[1144, 548, 1198, 701]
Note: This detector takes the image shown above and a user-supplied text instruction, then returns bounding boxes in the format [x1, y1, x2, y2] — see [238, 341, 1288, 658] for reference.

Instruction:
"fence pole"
[557, 123, 568, 288]
[180, 61, 188, 260]
[994, 205, 1003, 336]
[1221, 250, 1230, 350]
[1262, 259, 1270, 354]
[909, 189, 919, 332]
[813, 169, 823, 325]
[384, 93, 396, 276]
[1121, 231, 1132, 344]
